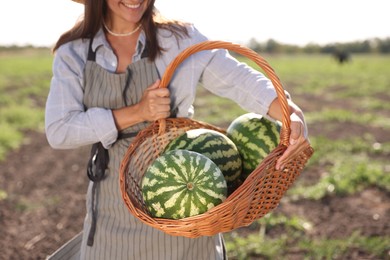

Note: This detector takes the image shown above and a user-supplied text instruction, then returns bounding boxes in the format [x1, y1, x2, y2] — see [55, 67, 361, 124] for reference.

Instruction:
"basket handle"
[159, 40, 291, 147]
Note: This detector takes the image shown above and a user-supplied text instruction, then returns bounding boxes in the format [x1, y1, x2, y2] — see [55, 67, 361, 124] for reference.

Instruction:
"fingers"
[275, 138, 309, 170]
[145, 96, 171, 120]
[139, 80, 171, 121]
[275, 113, 307, 170]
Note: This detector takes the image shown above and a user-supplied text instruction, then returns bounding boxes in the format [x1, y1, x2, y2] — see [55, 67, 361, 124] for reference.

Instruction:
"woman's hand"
[275, 108, 310, 170]
[137, 79, 171, 122]
[112, 80, 171, 131]
[267, 98, 310, 170]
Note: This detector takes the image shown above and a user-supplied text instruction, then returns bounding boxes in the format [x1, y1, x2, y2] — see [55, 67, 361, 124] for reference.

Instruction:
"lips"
[122, 2, 142, 9]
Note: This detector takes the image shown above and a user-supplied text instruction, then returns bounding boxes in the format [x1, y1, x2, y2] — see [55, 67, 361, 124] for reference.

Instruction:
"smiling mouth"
[122, 2, 142, 9]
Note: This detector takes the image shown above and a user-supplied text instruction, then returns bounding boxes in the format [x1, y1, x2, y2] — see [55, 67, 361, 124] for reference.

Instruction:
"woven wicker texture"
[119, 41, 314, 238]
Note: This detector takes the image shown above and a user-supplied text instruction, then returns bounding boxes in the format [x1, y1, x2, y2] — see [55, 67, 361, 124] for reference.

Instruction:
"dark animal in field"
[333, 50, 350, 64]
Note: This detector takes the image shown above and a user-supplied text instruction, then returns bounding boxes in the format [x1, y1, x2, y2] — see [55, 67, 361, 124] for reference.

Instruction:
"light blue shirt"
[45, 24, 277, 149]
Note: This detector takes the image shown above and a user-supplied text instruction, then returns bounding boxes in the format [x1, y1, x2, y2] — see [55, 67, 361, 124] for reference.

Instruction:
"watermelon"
[141, 150, 227, 219]
[226, 113, 281, 180]
[163, 128, 242, 194]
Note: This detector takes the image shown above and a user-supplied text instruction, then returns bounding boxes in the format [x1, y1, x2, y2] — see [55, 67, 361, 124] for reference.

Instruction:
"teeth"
[123, 2, 141, 8]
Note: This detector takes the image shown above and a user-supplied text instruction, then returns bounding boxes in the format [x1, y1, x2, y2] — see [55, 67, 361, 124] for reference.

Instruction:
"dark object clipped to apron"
[86, 142, 107, 246]
[86, 133, 138, 246]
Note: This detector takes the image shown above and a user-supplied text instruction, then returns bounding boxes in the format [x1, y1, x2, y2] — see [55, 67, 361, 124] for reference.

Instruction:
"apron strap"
[87, 38, 96, 62]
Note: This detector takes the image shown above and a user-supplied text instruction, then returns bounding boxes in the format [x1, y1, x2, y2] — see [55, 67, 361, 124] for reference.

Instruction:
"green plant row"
[0, 49, 51, 160]
[225, 213, 390, 259]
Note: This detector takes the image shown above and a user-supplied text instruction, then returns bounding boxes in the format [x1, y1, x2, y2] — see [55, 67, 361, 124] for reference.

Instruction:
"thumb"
[147, 79, 161, 90]
[289, 121, 301, 146]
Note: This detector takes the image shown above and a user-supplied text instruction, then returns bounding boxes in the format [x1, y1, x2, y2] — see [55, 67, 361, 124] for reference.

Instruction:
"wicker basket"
[119, 40, 314, 238]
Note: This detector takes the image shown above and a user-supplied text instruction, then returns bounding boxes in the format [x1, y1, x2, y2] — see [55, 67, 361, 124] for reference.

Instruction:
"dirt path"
[0, 131, 89, 259]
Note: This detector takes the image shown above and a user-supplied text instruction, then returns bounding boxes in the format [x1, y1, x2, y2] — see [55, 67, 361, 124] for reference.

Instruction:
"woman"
[45, 0, 310, 259]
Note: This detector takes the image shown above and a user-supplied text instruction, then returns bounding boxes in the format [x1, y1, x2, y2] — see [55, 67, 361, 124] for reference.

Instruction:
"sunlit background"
[2, 0, 389, 47]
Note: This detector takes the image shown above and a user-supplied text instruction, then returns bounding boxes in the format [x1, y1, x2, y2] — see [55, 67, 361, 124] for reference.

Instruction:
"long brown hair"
[52, 0, 189, 61]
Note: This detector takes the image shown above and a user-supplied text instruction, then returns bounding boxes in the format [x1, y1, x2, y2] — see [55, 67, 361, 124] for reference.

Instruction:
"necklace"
[102, 20, 141, 37]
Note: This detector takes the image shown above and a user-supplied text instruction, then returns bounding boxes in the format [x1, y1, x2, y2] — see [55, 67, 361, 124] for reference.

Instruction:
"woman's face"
[105, 0, 149, 25]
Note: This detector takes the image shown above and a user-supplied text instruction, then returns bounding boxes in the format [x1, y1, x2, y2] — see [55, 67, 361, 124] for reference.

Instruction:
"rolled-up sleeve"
[45, 42, 118, 149]
[200, 49, 277, 116]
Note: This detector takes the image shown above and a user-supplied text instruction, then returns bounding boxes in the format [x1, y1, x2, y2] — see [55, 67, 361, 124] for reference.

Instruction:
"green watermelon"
[164, 128, 242, 194]
[226, 113, 281, 180]
[141, 150, 227, 219]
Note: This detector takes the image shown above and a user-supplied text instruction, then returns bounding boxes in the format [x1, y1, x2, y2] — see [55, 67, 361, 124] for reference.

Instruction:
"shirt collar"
[91, 28, 108, 52]
[91, 28, 147, 57]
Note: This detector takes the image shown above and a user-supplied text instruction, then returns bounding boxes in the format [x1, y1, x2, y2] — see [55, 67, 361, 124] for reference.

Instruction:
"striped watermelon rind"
[164, 128, 242, 193]
[141, 150, 227, 219]
[227, 113, 281, 179]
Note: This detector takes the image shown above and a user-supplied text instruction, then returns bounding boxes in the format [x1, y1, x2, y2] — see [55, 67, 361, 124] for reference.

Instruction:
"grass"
[252, 54, 390, 96]
[0, 189, 7, 201]
[0, 48, 52, 160]
[288, 134, 390, 199]
[306, 109, 390, 129]
[225, 213, 390, 259]
[297, 232, 390, 260]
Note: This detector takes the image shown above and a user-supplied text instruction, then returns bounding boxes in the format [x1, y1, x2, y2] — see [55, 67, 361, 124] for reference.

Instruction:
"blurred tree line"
[0, 45, 50, 53]
[1, 37, 390, 55]
[247, 37, 390, 54]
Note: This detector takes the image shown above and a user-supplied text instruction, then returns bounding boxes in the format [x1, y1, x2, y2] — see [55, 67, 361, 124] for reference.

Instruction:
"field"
[0, 48, 389, 259]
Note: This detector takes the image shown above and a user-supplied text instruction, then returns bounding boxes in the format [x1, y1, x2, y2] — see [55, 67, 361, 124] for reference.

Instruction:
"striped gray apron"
[46, 39, 226, 260]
